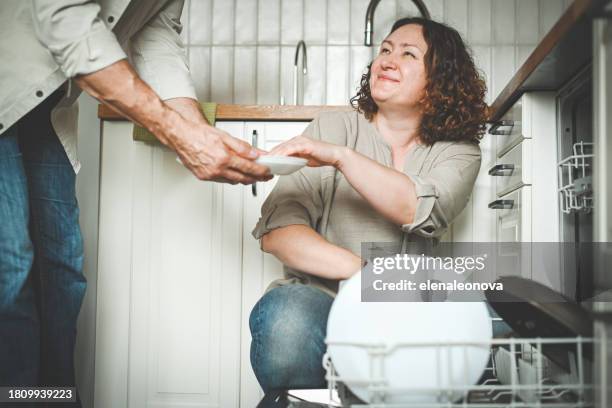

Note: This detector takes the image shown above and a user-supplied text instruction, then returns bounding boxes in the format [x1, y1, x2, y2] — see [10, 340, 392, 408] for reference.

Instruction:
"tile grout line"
[348, 0, 353, 103]
[324, 0, 329, 105]
[232, 0, 237, 103]
[255, 0, 260, 104]
[278, 0, 282, 105]
[208, 0, 214, 101]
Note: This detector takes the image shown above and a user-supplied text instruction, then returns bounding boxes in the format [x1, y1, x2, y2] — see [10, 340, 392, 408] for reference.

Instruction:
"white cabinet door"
[239, 121, 310, 407]
[491, 186, 532, 280]
[95, 122, 243, 408]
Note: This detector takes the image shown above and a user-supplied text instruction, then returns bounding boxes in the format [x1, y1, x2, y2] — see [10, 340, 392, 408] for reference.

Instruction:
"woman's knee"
[250, 284, 333, 341]
[249, 284, 333, 390]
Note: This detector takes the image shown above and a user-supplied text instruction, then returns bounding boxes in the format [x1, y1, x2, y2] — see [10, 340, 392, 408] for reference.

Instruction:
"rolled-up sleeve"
[252, 167, 324, 241]
[31, 0, 127, 78]
[129, 0, 196, 100]
[401, 142, 481, 238]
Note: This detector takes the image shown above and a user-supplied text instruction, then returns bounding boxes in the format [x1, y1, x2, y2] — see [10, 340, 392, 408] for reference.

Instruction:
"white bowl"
[256, 155, 308, 175]
[326, 272, 492, 404]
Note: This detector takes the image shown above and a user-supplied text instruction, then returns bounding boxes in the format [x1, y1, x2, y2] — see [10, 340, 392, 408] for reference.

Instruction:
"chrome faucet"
[293, 40, 308, 105]
[364, 0, 431, 46]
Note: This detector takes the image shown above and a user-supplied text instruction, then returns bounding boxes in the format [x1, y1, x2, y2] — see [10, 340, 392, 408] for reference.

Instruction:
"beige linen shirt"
[252, 111, 482, 296]
[0, 0, 195, 172]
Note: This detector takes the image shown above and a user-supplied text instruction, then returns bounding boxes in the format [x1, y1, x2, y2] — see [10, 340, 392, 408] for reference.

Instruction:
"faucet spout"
[293, 41, 308, 105]
[364, 0, 431, 46]
[294, 40, 308, 74]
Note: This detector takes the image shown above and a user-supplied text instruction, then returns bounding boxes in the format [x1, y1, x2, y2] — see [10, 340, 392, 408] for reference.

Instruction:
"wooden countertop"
[98, 103, 353, 122]
[489, 0, 608, 122]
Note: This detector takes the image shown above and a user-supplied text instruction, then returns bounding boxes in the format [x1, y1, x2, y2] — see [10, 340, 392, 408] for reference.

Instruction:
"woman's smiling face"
[370, 24, 429, 111]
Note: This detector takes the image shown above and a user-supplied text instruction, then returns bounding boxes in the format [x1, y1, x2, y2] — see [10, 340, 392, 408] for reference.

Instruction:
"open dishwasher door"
[592, 6, 612, 408]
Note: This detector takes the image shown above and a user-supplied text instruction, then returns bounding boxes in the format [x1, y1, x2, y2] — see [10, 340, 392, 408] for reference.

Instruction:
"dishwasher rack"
[557, 141, 594, 214]
[322, 337, 594, 408]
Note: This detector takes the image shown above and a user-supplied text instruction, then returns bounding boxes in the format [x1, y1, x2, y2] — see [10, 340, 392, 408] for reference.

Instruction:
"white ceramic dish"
[256, 155, 308, 175]
[327, 272, 492, 404]
[175, 155, 307, 176]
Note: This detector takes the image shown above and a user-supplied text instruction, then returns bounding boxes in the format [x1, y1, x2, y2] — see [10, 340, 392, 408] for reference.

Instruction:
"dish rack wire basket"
[557, 141, 594, 214]
[322, 336, 594, 408]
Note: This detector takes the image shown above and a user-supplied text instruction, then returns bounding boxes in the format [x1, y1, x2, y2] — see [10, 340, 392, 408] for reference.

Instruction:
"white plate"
[256, 155, 308, 175]
[327, 272, 492, 404]
[175, 155, 307, 176]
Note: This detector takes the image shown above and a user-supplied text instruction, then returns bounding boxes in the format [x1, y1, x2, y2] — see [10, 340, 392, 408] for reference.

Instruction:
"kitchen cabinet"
[487, 92, 561, 291]
[95, 120, 243, 408]
[94, 119, 308, 408]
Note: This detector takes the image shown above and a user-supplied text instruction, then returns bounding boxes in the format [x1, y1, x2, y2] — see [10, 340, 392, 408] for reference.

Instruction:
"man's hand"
[172, 120, 272, 184]
[75, 60, 271, 184]
[164, 98, 271, 184]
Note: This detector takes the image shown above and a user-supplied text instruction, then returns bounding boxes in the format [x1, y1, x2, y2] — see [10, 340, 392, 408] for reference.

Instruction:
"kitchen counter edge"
[98, 104, 353, 122]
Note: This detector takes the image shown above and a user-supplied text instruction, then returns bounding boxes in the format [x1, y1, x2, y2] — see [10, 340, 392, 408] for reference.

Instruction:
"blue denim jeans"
[0, 92, 86, 402]
[249, 284, 334, 392]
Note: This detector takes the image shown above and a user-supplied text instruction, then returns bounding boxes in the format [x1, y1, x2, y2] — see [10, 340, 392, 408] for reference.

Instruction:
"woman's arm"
[262, 225, 362, 280]
[270, 137, 418, 226]
[337, 148, 418, 225]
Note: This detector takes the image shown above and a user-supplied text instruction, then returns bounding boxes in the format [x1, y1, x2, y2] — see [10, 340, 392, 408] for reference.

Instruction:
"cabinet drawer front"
[492, 139, 531, 197]
[491, 98, 525, 156]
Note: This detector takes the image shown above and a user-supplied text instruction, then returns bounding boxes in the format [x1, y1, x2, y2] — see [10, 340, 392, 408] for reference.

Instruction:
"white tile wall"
[304, 0, 327, 43]
[281, 0, 303, 44]
[492, 0, 515, 44]
[328, 0, 350, 44]
[187, 0, 212, 45]
[516, 0, 540, 44]
[233, 47, 257, 103]
[210, 47, 234, 102]
[445, 0, 469, 40]
[326, 47, 350, 105]
[211, 0, 234, 45]
[303, 46, 326, 105]
[188, 46, 211, 101]
[235, 0, 258, 45]
[258, 0, 281, 44]
[182, 0, 570, 106]
[256, 46, 281, 104]
[468, 0, 492, 45]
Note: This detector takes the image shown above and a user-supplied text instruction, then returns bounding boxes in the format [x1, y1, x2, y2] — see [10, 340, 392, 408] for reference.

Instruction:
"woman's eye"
[404, 51, 415, 58]
[380, 48, 390, 54]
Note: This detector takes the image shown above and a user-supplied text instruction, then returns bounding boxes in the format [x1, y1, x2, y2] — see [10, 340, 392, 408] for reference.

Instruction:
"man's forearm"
[165, 97, 210, 126]
[74, 59, 183, 147]
[262, 225, 362, 280]
[75, 58, 270, 184]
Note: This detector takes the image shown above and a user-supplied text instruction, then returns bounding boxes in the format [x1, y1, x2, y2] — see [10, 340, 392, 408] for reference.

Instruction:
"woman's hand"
[270, 135, 347, 168]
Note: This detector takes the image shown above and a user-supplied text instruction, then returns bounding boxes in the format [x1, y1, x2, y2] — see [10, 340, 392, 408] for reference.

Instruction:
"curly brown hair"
[350, 17, 488, 145]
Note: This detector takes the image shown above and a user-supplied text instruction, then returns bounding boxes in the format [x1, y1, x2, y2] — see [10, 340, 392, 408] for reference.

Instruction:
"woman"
[250, 17, 488, 392]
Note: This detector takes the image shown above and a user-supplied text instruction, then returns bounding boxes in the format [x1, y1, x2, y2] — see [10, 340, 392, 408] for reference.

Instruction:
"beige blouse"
[252, 110, 481, 296]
